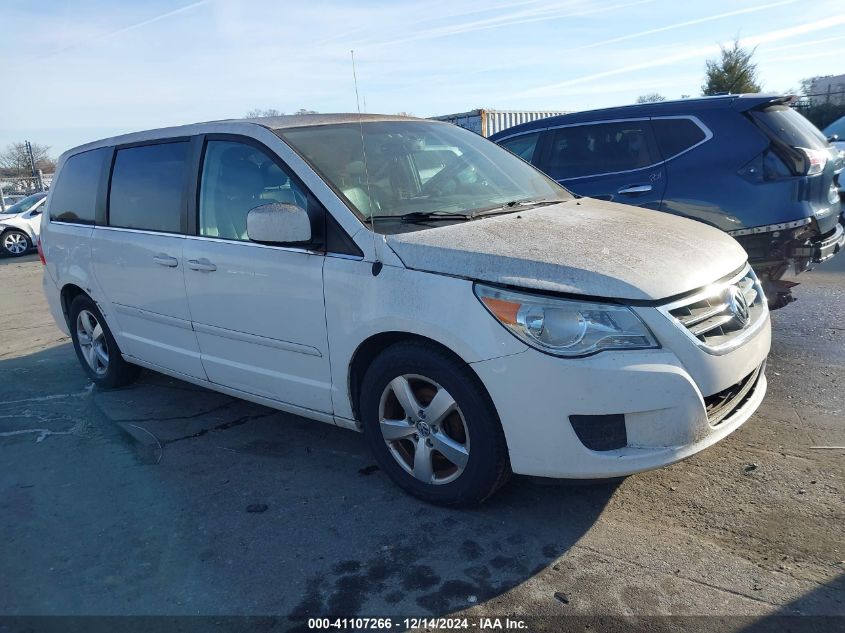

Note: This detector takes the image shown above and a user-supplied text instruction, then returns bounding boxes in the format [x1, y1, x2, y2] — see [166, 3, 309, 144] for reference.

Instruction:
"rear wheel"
[360, 341, 510, 506]
[1, 230, 31, 256]
[69, 294, 141, 388]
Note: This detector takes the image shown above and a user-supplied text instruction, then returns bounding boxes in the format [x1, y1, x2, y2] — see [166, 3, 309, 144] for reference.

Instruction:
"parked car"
[1, 194, 26, 209]
[40, 114, 770, 505]
[491, 95, 844, 308]
[0, 194, 46, 256]
[823, 115, 845, 201]
[0, 192, 47, 221]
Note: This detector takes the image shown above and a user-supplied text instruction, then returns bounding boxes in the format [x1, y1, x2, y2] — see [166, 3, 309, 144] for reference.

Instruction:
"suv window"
[108, 142, 189, 233]
[499, 132, 540, 163]
[751, 106, 828, 150]
[199, 140, 308, 241]
[50, 148, 108, 223]
[543, 121, 658, 180]
[651, 118, 706, 159]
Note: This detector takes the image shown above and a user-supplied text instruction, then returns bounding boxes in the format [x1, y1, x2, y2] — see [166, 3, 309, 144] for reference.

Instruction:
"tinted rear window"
[50, 148, 108, 223]
[108, 142, 189, 233]
[651, 118, 706, 159]
[543, 121, 659, 180]
[751, 106, 828, 150]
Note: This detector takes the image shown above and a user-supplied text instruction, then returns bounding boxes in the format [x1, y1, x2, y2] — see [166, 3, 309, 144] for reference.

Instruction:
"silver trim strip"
[497, 115, 713, 182]
[192, 321, 322, 357]
[657, 264, 769, 356]
[113, 303, 194, 330]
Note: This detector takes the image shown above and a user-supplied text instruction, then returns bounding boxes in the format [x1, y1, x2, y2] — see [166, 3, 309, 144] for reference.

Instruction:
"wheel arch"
[347, 331, 492, 424]
[60, 283, 88, 327]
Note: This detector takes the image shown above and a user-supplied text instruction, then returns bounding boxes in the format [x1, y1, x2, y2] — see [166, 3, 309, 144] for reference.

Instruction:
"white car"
[1, 193, 47, 256]
[40, 114, 771, 505]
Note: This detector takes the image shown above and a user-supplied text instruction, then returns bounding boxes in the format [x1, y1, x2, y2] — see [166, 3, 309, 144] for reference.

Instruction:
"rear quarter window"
[108, 141, 189, 233]
[750, 106, 828, 150]
[651, 118, 707, 159]
[49, 148, 108, 223]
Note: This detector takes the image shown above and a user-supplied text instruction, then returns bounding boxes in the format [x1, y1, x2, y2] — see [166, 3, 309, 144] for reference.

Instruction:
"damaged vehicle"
[492, 95, 844, 308]
[41, 115, 770, 505]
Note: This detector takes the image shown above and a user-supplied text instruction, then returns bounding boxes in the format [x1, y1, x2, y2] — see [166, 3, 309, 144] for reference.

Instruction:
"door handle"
[153, 254, 179, 267]
[617, 184, 652, 195]
[187, 258, 217, 272]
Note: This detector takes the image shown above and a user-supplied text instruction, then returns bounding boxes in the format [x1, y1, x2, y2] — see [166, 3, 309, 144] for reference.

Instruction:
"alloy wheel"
[378, 374, 470, 485]
[3, 232, 28, 255]
[76, 309, 109, 376]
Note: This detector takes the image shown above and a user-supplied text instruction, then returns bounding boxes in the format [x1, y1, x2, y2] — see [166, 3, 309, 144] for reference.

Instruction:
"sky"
[1, 0, 843, 156]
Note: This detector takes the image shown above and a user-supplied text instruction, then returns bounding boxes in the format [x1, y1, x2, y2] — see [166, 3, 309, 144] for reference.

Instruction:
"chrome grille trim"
[658, 265, 769, 356]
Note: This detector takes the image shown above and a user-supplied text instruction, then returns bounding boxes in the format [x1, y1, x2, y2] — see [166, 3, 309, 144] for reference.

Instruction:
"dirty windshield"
[278, 120, 571, 232]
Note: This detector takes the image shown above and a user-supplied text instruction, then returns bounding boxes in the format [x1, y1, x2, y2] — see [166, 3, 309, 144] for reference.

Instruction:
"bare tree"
[636, 93, 666, 104]
[0, 142, 55, 192]
[245, 108, 284, 118]
[0, 142, 54, 172]
[702, 39, 761, 96]
[245, 108, 318, 118]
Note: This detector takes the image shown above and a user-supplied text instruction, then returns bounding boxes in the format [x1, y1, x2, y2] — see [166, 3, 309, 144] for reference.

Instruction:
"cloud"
[583, 0, 799, 49]
[514, 14, 845, 99]
[41, 0, 210, 60]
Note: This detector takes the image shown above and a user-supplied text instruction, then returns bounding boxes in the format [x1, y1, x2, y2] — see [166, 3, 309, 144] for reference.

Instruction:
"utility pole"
[25, 140, 40, 192]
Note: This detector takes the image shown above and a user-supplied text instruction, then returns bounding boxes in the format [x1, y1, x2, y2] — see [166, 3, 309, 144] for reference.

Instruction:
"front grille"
[703, 362, 764, 426]
[664, 267, 767, 352]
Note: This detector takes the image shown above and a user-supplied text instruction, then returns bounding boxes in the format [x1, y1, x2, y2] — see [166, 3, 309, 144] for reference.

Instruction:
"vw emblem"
[417, 421, 432, 438]
[727, 286, 750, 328]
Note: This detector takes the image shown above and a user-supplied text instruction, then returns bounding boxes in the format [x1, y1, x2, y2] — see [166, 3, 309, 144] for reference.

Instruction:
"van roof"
[58, 113, 429, 160]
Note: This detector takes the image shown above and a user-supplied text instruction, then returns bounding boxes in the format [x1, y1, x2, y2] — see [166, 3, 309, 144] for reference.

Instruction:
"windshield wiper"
[470, 198, 561, 218]
[369, 211, 473, 223]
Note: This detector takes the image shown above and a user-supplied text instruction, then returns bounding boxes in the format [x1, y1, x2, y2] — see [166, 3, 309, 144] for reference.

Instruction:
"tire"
[69, 294, 141, 388]
[1, 230, 31, 257]
[360, 341, 511, 506]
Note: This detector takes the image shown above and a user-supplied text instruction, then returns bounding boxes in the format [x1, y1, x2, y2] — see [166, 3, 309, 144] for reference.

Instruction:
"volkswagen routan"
[40, 114, 771, 505]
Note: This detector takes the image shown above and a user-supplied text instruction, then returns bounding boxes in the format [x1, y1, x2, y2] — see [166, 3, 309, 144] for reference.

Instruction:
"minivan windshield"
[278, 121, 571, 232]
[2, 192, 45, 215]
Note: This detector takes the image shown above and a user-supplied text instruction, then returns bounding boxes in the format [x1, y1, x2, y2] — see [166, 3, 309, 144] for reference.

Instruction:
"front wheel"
[360, 341, 510, 506]
[69, 294, 141, 388]
[1, 230, 31, 256]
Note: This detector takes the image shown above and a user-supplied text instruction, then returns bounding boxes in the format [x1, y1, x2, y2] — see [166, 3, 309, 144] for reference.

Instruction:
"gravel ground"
[0, 252, 843, 629]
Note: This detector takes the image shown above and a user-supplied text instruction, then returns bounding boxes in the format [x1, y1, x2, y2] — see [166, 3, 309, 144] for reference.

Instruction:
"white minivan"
[40, 114, 771, 505]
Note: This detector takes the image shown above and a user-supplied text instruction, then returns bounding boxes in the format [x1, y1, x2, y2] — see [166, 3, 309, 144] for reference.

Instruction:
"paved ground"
[1, 252, 843, 627]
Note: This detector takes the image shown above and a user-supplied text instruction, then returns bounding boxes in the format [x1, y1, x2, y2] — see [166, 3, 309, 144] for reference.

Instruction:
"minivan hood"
[385, 199, 748, 301]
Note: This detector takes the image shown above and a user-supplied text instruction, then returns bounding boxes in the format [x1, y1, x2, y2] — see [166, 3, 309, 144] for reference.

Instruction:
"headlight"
[474, 284, 658, 357]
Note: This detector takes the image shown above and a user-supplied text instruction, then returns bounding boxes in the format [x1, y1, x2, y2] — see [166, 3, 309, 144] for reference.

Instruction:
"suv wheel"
[360, 341, 510, 506]
[69, 294, 141, 388]
[1, 230, 31, 256]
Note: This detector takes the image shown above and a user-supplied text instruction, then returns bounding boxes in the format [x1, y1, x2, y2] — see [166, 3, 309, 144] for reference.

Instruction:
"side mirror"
[828, 134, 839, 143]
[246, 203, 311, 244]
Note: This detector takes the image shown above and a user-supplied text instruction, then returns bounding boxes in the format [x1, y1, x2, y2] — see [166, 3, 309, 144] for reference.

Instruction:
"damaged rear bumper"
[794, 222, 845, 263]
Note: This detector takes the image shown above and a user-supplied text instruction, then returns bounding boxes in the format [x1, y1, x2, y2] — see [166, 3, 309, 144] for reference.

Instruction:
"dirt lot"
[0, 252, 843, 629]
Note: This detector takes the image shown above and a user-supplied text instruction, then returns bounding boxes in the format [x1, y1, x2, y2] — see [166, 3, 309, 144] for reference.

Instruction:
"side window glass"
[199, 140, 307, 241]
[50, 148, 108, 223]
[499, 133, 540, 163]
[651, 118, 706, 159]
[109, 142, 189, 233]
[544, 121, 657, 180]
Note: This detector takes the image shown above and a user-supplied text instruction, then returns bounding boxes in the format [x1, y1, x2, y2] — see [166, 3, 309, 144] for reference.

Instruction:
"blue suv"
[491, 95, 844, 308]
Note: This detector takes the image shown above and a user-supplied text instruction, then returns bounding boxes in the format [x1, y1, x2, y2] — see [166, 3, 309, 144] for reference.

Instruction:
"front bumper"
[471, 310, 770, 479]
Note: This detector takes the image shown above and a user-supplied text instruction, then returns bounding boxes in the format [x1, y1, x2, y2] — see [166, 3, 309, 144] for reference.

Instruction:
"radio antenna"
[351, 49, 382, 275]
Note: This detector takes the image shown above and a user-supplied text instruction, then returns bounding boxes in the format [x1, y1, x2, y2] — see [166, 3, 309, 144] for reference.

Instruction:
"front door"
[538, 119, 667, 210]
[183, 138, 333, 413]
